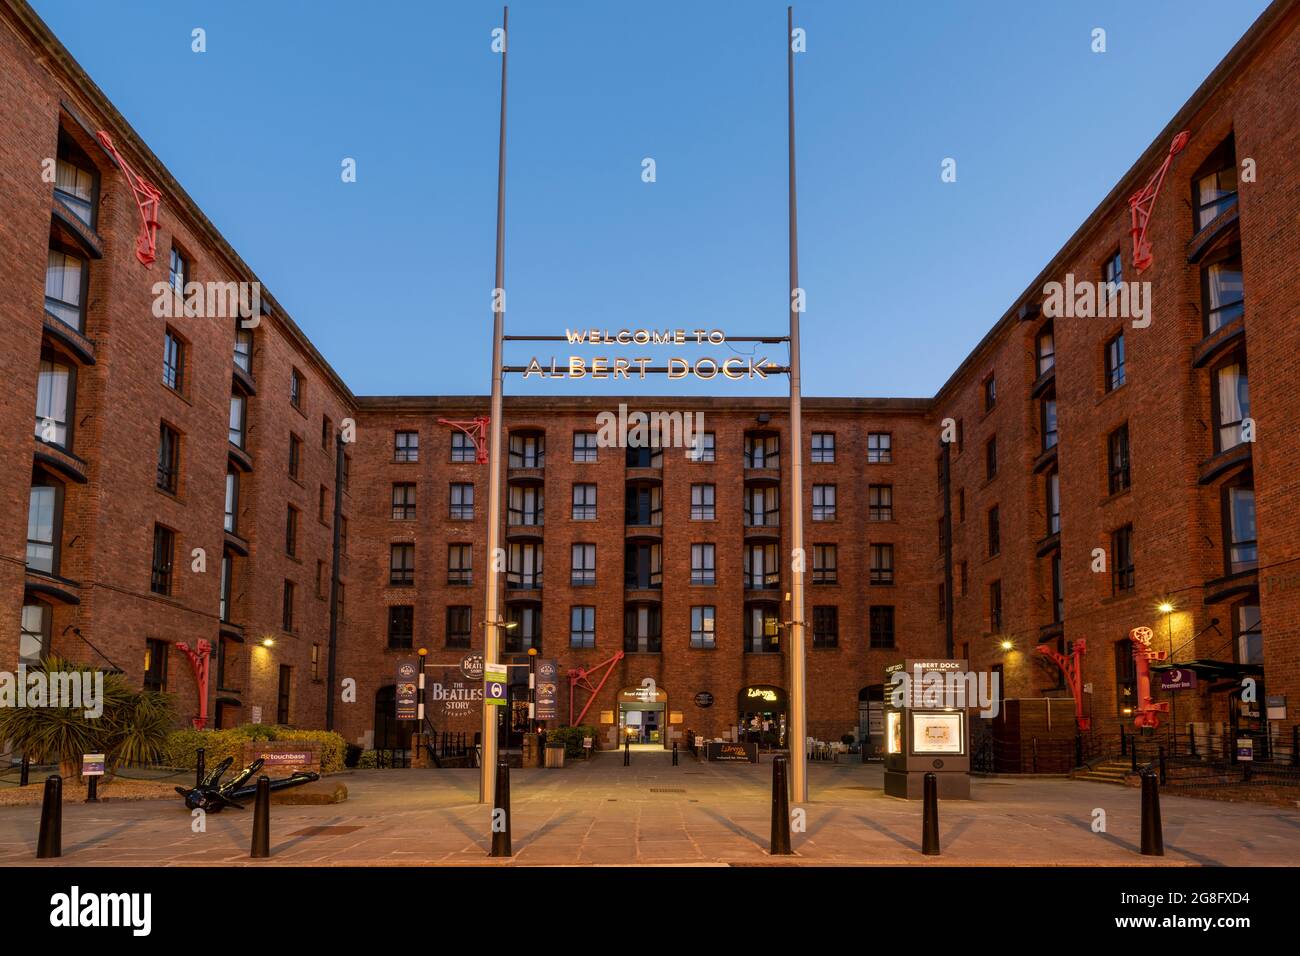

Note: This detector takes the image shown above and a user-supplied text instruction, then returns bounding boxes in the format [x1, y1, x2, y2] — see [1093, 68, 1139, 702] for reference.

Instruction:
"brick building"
[1, 0, 1297, 764]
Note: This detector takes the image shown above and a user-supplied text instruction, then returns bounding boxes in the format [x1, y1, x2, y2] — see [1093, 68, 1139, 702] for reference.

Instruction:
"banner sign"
[395, 658, 419, 720]
[460, 654, 484, 681]
[706, 742, 759, 763]
[536, 659, 558, 720]
[1159, 668, 1198, 691]
[484, 665, 508, 707]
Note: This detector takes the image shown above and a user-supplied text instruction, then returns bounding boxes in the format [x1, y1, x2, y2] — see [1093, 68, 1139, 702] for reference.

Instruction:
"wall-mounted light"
[999, 639, 1014, 652]
[261, 637, 275, 648]
[1157, 602, 1174, 614]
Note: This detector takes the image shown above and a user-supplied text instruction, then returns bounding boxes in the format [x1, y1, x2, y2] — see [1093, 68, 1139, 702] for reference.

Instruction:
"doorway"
[617, 685, 667, 748]
[738, 685, 787, 748]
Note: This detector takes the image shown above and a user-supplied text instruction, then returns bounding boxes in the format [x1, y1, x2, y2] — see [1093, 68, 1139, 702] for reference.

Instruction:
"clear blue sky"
[33, 0, 1270, 398]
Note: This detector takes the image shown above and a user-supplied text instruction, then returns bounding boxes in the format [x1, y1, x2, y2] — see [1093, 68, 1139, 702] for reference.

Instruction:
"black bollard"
[921, 772, 940, 856]
[672, 741, 678, 766]
[623, 737, 630, 766]
[1139, 770, 1163, 856]
[490, 757, 512, 858]
[36, 775, 62, 859]
[85, 775, 99, 803]
[20, 755, 30, 787]
[250, 775, 271, 859]
[769, 755, 792, 855]
[196, 748, 206, 788]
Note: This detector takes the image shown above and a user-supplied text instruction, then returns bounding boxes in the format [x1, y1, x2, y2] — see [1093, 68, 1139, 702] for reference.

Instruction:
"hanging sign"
[395, 658, 419, 720]
[522, 329, 780, 381]
[536, 659, 558, 720]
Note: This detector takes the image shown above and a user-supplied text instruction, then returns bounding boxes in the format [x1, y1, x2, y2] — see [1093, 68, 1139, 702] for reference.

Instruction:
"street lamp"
[1158, 600, 1175, 753]
[527, 646, 538, 735]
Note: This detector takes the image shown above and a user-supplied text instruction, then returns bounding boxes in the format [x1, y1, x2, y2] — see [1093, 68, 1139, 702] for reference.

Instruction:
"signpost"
[395, 658, 418, 721]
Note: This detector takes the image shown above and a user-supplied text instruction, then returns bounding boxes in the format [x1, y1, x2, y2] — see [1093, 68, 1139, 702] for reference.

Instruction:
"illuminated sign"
[746, 688, 779, 702]
[522, 329, 780, 381]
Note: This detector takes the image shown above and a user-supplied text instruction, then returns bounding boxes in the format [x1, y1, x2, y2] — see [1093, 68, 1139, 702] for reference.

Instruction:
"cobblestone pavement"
[2, 754, 1297, 866]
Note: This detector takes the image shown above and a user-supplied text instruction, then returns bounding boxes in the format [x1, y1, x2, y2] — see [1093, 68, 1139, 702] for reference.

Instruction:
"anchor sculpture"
[176, 756, 319, 812]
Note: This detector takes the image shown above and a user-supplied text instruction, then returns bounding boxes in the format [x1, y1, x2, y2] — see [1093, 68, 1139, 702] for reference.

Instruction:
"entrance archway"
[738, 685, 787, 748]
[858, 685, 884, 758]
[617, 684, 667, 749]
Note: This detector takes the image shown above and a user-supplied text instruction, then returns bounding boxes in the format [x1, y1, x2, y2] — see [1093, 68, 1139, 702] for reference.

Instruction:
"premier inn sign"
[521, 328, 779, 381]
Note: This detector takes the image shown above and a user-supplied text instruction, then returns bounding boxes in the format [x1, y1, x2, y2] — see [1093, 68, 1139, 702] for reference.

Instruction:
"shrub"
[0, 655, 175, 779]
[541, 724, 599, 757]
[357, 750, 378, 769]
[163, 724, 348, 774]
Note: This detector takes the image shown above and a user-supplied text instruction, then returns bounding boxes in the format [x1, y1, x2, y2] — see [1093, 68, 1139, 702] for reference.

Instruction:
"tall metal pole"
[480, 5, 509, 804]
[786, 5, 808, 804]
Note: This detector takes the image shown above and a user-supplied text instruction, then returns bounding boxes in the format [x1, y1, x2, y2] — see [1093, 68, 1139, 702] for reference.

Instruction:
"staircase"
[1072, 759, 1133, 785]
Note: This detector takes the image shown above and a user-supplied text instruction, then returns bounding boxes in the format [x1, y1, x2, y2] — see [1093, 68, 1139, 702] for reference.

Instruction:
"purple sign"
[1160, 668, 1198, 691]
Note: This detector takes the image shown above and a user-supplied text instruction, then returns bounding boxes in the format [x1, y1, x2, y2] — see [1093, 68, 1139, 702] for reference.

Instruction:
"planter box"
[544, 746, 566, 769]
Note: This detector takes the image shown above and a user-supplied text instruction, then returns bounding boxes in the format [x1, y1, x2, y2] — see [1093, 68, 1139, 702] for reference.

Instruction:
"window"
[151, 524, 174, 595]
[869, 484, 893, 521]
[234, 326, 253, 373]
[869, 606, 895, 648]
[1115, 640, 1137, 717]
[1105, 333, 1126, 392]
[20, 603, 50, 666]
[450, 482, 474, 520]
[1051, 552, 1064, 624]
[811, 484, 836, 521]
[1108, 425, 1131, 494]
[624, 603, 662, 654]
[392, 483, 416, 520]
[1046, 470, 1060, 536]
[26, 481, 61, 574]
[507, 484, 544, 526]
[744, 543, 779, 589]
[282, 580, 296, 631]
[1041, 397, 1057, 450]
[985, 436, 997, 480]
[448, 544, 472, 585]
[625, 542, 663, 589]
[317, 485, 328, 523]
[229, 394, 246, 447]
[168, 247, 188, 295]
[224, 469, 239, 533]
[1213, 357, 1250, 452]
[1202, 253, 1244, 333]
[1036, 324, 1055, 376]
[1112, 525, 1135, 592]
[573, 431, 598, 462]
[812, 606, 838, 648]
[744, 485, 779, 526]
[959, 561, 968, 596]
[1224, 484, 1257, 574]
[388, 605, 414, 649]
[395, 430, 419, 462]
[54, 137, 97, 226]
[276, 665, 292, 724]
[390, 543, 415, 585]
[45, 248, 86, 330]
[285, 506, 298, 557]
[1234, 603, 1262, 666]
[507, 542, 543, 589]
[157, 423, 180, 493]
[988, 581, 1003, 631]
[983, 374, 996, 411]
[506, 604, 542, 653]
[689, 543, 716, 585]
[289, 433, 302, 479]
[34, 358, 74, 449]
[625, 483, 663, 526]
[744, 604, 780, 653]
[987, 506, 1000, 556]
[690, 606, 715, 649]
[290, 368, 303, 409]
[450, 431, 475, 463]
[162, 328, 185, 392]
[446, 606, 471, 649]
[1193, 136, 1238, 231]
[509, 433, 545, 468]
[691, 483, 715, 520]
[321, 415, 332, 450]
[571, 483, 596, 520]
[869, 544, 894, 585]
[813, 544, 837, 584]
[144, 639, 168, 693]
[570, 606, 596, 648]
[626, 444, 663, 468]
[1102, 250, 1122, 304]
[811, 432, 835, 463]
[687, 431, 716, 462]
[744, 434, 779, 470]
[571, 543, 596, 586]
[315, 559, 326, 599]
[867, 432, 892, 464]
